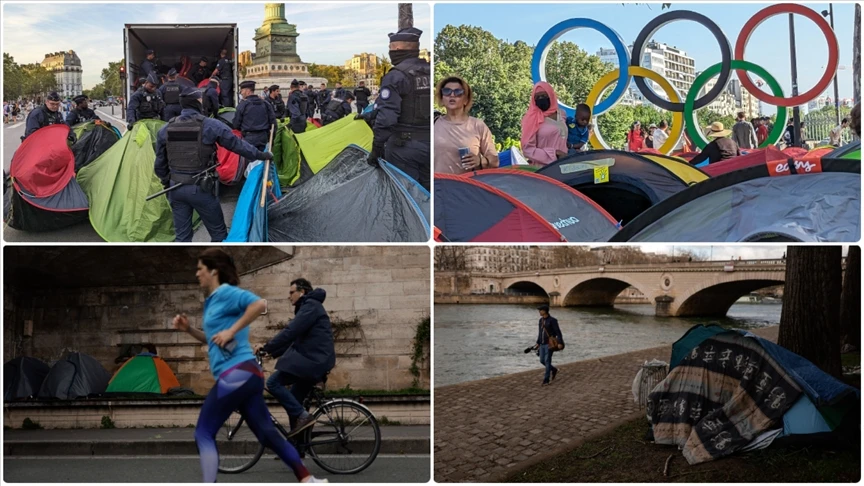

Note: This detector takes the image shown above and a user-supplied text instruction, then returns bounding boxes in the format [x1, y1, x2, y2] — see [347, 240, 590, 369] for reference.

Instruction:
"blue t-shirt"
[566, 116, 590, 146]
[202, 284, 260, 378]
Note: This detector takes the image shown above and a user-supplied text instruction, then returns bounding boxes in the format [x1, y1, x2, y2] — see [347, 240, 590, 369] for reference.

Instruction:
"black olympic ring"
[630, 10, 732, 112]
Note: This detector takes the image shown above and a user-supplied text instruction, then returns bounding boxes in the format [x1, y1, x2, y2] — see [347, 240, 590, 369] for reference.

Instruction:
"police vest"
[239, 97, 271, 132]
[137, 91, 161, 119]
[393, 59, 430, 128]
[163, 82, 181, 105]
[269, 96, 285, 117]
[325, 99, 343, 116]
[40, 105, 65, 127]
[165, 115, 216, 178]
[298, 92, 308, 115]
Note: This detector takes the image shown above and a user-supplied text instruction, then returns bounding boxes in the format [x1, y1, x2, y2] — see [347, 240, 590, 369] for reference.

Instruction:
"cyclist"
[258, 278, 336, 436]
[173, 249, 326, 483]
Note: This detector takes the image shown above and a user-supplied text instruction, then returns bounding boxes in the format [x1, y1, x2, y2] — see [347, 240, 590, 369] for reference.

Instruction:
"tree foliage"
[308, 63, 349, 87]
[375, 54, 392, 88]
[100, 59, 125, 98]
[544, 41, 613, 107]
[4, 54, 58, 101]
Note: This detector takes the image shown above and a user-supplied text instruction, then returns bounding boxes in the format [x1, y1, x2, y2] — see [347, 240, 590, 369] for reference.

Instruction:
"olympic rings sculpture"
[530, 3, 840, 155]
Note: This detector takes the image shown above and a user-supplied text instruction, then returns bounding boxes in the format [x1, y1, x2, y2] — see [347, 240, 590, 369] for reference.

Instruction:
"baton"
[145, 165, 217, 201]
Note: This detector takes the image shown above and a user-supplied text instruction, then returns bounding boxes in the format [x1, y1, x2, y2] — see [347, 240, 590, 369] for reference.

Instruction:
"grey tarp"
[38, 352, 112, 399]
[615, 172, 860, 242]
[4, 357, 50, 401]
[466, 169, 619, 242]
[267, 145, 429, 242]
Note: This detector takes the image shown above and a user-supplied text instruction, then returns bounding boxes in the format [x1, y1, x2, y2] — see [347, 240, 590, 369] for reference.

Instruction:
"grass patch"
[377, 416, 402, 426]
[100, 415, 116, 429]
[505, 418, 860, 483]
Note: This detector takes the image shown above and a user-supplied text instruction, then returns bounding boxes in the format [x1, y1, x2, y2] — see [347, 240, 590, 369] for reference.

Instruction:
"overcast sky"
[3, 2, 431, 89]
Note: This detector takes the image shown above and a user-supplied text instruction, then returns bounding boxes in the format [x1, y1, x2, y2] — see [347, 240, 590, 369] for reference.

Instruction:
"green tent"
[76, 119, 179, 242]
[273, 121, 303, 186]
[106, 353, 181, 394]
[294, 116, 372, 174]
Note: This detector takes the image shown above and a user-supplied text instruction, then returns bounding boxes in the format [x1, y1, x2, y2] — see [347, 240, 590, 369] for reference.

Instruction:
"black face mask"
[390, 49, 419, 66]
[535, 96, 551, 111]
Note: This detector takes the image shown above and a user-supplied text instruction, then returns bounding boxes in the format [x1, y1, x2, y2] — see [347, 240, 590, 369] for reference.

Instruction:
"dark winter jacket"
[262, 288, 336, 380]
[536, 316, 564, 347]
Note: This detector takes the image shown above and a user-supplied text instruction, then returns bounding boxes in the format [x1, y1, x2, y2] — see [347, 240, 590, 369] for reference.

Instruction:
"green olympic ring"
[685, 60, 787, 150]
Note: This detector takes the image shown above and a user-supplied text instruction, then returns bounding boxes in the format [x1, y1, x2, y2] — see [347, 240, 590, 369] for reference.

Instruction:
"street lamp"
[822, 5, 842, 126]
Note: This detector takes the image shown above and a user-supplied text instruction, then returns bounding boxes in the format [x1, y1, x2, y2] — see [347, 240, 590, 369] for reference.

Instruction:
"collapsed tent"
[828, 140, 860, 160]
[699, 147, 786, 177]
[464, 169, 618, 241]
[5, 124, 89, 232]
[649, 325, 858, 464]
[272, 121, 307, 186]
[435, 173, 566, 242]
[611, 158, 860, 242]
[215, 107, 235, 127]
[106, 353, 181, 395]
[4, 357, 50, 401]
[536, 150, 707, 225]
[37, 352, 111, 400]
[283, 115, 373, 186]
[76, 119, 180, 242]
[268, 145, 429, 242]
[71, 121, 121, 171]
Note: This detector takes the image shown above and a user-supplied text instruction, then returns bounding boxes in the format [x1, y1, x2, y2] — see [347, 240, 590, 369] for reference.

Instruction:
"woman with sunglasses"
[434, 76, 499, 174]
[520, 82, 568, 166]
[172, 248, 326, 483]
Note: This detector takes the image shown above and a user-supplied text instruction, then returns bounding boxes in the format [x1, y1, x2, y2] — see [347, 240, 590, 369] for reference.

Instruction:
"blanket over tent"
[76, 119, 184, 242]
[649, 332, 803, 464]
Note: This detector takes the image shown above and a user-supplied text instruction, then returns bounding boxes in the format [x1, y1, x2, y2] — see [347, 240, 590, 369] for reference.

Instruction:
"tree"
[375, 55, 392, 88]
[778, 246, 843, 377]
[308, 63, 349, 86]
[3, 53, 25, 101]
[544, 41, 613, 107]
[101, 59, 125, 98]
[551, 247, 595, 268]
[840, 246, 860, 349]
[434, 24, 533, 142]
[20, 63, 57, 99]
[434, 246, 468, 271]
[595, 104, 633, 149]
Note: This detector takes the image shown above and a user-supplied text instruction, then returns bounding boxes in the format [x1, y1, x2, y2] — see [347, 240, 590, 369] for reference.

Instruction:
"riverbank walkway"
[433, 326, 779, 482]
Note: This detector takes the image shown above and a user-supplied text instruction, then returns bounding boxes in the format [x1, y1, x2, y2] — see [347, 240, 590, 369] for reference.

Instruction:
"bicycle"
[217, 351, 381, 475]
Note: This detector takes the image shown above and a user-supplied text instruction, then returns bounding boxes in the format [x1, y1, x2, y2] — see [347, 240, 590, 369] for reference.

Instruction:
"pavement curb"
[5, 437, 429, 457]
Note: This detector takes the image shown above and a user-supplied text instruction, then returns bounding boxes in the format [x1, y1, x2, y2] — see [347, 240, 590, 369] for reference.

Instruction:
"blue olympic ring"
[530, 18, 630, 118]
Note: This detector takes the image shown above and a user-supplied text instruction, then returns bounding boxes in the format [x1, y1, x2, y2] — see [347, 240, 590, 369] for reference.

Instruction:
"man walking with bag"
[531, 304, 563, 386]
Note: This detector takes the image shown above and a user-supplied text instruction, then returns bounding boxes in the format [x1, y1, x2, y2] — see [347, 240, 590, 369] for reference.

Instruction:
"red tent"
[700, 146, 788, 177]
[216, 129, 247, 185]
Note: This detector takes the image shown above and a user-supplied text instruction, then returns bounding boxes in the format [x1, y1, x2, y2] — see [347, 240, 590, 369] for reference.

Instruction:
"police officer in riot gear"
[369, 27, 430, 190]
[267, 85, 286, 120]
[322, 91, 354, 125]
[154, 87, 273, 242]
[354, 81, 372, 113]
[159, 68, 183, 121]
[286, 79, 306, 133]
[305, 84, 318, 119]
[202, 76, 221, 118]
[190, 57, 210, 85]
[140, 49, 159, 80]
[234, 80, 276, 151]
[333, 82, 346, 100]
[317, 83, 331, 115]
[24, 91, 67, 139]
[298, 81, 311, 120]
[214, 49, 234, 108]
[127, 72, 165, 129]
[65, 95, 101, 126]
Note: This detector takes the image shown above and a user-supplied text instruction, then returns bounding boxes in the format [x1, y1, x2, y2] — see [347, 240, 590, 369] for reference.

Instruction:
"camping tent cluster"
[4, 352, 183, 401]
[435, 143, 861, 242]
[647, 325, 859, 464]
[4, 113, 429, 242]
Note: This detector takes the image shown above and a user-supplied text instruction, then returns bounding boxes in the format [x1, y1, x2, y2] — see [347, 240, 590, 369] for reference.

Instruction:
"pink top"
[523, 116, 567, 166]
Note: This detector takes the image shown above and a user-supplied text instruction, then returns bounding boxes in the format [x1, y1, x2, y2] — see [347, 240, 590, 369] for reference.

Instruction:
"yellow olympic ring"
[585, 66, 684, 156]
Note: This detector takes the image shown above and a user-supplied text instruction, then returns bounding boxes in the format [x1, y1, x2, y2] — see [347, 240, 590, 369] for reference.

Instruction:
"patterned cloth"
[648, 333, 802, 464]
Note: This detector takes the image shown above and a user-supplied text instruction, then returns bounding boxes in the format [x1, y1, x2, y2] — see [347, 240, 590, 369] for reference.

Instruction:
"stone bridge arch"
[671, 270, 785, 317]
[506, 280, 551, 299]
[561, 277, 646, 307]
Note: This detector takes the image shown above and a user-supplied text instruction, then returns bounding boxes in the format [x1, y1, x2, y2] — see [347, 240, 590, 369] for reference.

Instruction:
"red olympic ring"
[735, 4, 839, 107]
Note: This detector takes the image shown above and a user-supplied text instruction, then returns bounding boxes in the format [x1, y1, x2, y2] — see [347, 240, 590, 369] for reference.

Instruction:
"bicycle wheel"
[217, 410, 266, 474]
[304, 399, 381, 474]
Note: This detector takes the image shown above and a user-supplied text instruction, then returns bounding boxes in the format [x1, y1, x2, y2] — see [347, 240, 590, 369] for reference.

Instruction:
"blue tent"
[224, 161, 282, 242]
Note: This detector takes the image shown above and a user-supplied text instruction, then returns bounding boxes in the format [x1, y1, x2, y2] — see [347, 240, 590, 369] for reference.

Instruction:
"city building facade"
[464, 246, 555, 274]
[344, 52, 380, 87]
[598, 41, 694, 105]
[41, 50, 82, 99]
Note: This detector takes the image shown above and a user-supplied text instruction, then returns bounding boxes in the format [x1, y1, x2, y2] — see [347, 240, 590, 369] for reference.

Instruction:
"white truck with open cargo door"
[123, 24, 239, 106]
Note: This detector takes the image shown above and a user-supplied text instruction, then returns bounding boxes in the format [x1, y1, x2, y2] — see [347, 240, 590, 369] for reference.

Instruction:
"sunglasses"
[441, 87, 465, 97]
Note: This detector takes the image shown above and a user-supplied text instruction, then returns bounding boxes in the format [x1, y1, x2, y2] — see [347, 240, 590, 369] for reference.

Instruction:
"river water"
[434, 303, 781, 387]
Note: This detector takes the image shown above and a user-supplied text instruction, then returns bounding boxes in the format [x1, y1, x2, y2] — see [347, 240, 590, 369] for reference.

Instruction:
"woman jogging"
[173, 248, 326, 483]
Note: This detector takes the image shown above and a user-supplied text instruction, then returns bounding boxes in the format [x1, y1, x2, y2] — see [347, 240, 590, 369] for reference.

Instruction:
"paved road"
[4, 455, 430, 483]
[3, 106, 238, 243]
[433, 326, 780, 482]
